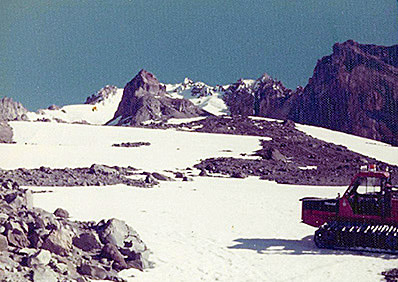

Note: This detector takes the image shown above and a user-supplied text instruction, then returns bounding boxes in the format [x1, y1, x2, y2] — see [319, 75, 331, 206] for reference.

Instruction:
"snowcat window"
[355, 177, 381, 195]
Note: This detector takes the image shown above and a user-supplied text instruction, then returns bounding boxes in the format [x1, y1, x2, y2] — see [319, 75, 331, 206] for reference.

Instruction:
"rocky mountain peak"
[107, 70, 208, 126]
[223, 74, 293, 118]
[290, 39, 398, 145]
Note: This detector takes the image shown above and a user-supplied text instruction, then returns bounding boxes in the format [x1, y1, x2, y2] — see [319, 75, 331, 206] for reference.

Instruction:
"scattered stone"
[191, 116, 398, 185]
[145, 174, 159, 185]
[151, 172, 172, 181]
[0, 164, 151, 188]
[262, 147, 288, 162]
[112, 142, 151, 148]
[54, 208, 69, 219]
[47, 104, 60, 110]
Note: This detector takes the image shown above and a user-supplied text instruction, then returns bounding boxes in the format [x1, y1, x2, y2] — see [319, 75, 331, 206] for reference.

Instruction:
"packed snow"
[2, 121, 398, 281]
[297, 124, 398, 166]
[25, 89, 124, 125]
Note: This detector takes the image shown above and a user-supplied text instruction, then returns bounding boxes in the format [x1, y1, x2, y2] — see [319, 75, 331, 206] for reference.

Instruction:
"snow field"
[2, 121, 398, 281]
[30, 179, 398, 282]
[3, 121, 266, 170]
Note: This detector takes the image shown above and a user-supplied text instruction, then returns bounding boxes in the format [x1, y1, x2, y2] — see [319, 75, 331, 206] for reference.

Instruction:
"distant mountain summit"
[107, 70, 209, 126]
[223, 74, 297, 119]
[290, 40, 398, 145]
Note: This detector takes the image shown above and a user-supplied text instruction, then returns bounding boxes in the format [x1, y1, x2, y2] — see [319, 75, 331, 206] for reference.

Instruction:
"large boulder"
[41, 228, 73, 256]
[96, 218, 138, 248]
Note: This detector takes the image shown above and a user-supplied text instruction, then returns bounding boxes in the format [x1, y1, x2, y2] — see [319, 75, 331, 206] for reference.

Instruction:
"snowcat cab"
[300, 165, 398, 252]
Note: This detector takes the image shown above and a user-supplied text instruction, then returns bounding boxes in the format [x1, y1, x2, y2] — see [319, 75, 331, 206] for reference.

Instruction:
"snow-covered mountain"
[26, 85, 124, 125]
[24, 75, 231, 125]
[163, 77, 230, 116]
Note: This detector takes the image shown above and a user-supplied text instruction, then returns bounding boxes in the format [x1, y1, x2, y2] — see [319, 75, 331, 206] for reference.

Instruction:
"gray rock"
[151, 172, 172, 181]
[0, 234, 8, 251]
[42, 228, 73, 256]
[0, 122, 13, 143]
[54, 208, 69, 219]
[7, 229, 29, 248]
[52, 262, 68, 275]
[47, 104, 60, 110]
[29, 249, 52, 266]
[90, 164, 117, 176]
[72, 232, 101, 252]
[77, 263, 108, 280]
[100, 243, 127, 269]
[97, 218, 138, 248]
[144, 174, 159, 185]
[32, 265, 58, 282]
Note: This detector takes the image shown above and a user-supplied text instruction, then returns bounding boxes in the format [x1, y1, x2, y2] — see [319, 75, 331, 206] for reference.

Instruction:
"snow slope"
[2, 122, 398, 281]
[3, 121, 266, 170]
[25, 88, 124, 125]
[296, 124, 398, 166]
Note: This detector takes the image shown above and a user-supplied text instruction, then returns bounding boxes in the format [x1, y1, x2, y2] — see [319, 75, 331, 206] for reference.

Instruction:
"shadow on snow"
[228, 236, 398, 259]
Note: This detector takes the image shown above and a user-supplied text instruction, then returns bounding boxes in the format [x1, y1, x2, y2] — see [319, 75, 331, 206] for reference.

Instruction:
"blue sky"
[1, 0, 397, 110]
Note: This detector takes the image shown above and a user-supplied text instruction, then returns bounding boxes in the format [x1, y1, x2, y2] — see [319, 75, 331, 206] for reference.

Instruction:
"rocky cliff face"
[223, 75, 297, 119]
[290, 40, 398, 145]
[0, 97, 28, 121]
[107, 70, 208, 126]
[0, 97, 28, 143]
[223, 40, 398, 146]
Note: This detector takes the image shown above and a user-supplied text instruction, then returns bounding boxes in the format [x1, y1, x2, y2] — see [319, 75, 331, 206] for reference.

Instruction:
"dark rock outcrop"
[107, 70, 208, 126]
[160, 115, 398, 185]
[0, 164, 154, 188]
[0, 97, 28, 121]
[223, 75, 299, 119]
[290, 40, 398, 146]
[0, 97, 28, 144]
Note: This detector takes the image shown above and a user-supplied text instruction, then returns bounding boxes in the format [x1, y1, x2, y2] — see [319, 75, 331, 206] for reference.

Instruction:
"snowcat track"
[314, 221, 398, 254]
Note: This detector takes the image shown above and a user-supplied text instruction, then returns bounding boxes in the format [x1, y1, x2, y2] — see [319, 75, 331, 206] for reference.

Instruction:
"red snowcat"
[300, 165, 398, 252]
